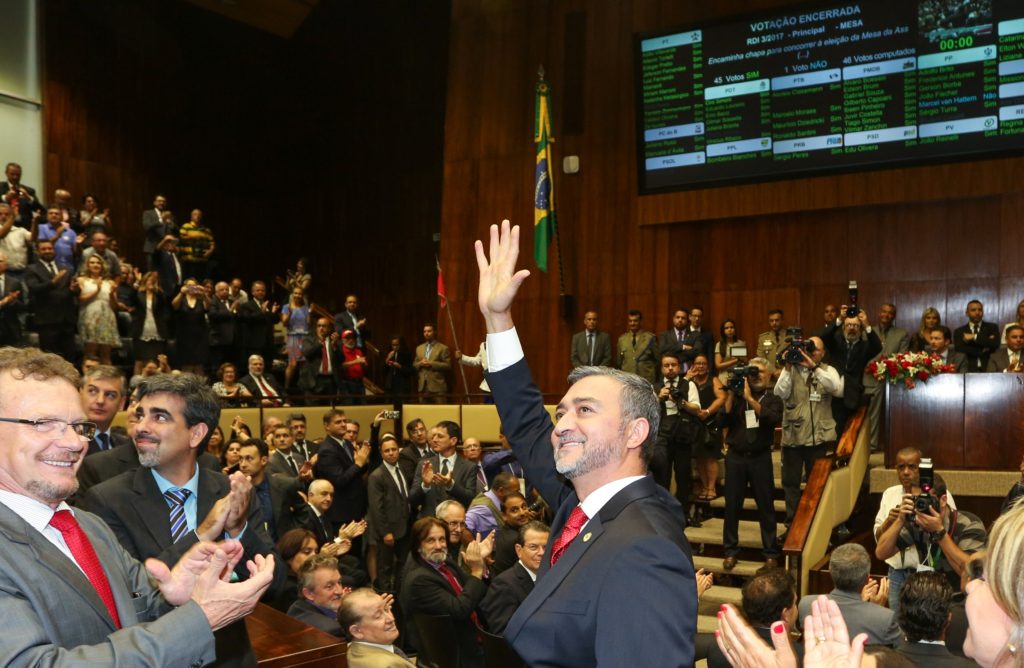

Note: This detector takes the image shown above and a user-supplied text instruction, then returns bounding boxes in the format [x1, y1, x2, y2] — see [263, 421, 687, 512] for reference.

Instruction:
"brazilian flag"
[534, 78, 556, 272]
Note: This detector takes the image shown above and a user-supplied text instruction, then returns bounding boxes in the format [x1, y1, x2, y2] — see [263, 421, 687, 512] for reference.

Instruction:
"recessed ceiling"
[183, 0, 318, 38]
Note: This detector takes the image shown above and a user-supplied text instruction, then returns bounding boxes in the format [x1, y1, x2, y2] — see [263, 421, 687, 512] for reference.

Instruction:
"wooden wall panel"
[43, 0, 452, 362]
[440, 0, 1024, 395]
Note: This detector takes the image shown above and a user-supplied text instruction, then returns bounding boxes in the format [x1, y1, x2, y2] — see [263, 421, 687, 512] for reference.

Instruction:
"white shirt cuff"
[486, 327, 524, 373]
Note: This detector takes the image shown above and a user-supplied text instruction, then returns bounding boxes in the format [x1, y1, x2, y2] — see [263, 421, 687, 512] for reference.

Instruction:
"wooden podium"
[246, 603, 348, 667]
[883, 373, 1024, 470]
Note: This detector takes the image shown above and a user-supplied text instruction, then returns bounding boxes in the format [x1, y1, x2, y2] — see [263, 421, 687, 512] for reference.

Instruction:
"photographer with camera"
[654, 352, 702, 511]
[718, 358, 783, 570]
[875, 470, 986, 606]
[873, 449, 961, 612]
[774, 333, 843, 526]
[823, 304, 882, 438]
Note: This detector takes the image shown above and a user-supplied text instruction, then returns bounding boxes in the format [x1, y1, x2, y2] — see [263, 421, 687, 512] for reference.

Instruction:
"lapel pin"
[583, 532, 592, 542]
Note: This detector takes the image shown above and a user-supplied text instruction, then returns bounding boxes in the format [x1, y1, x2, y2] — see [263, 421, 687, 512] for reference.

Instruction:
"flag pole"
[539, 64, 568, 299]
[436, 256, 471, 403]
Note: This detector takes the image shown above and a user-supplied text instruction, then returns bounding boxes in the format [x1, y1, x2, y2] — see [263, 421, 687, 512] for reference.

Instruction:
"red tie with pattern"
[49, 510, 122, 628]
[438, 563, 480, 627]
[550, 505, 589, 566]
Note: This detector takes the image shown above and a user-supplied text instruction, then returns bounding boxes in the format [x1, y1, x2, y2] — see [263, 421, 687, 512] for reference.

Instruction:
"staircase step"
[707, 496, 786, 513]
[697, 615, 718, 636]
[693, 555, 766, 578]
[685, 518, 784, 549]
[699, 585, 743, 609]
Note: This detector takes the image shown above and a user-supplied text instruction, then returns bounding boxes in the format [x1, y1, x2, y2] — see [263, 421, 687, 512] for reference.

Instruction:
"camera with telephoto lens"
[914, 458, 939, 515]
[846, 280, 859, 318]
[778, 327, 817, 365]
[727, 365, 760, 393]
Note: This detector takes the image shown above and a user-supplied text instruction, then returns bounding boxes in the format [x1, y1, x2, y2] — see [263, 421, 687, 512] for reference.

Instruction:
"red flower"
[916, 370, 928, 380]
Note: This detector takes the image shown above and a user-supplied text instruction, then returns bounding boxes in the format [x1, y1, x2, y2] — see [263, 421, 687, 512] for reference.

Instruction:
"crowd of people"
[2, 176, 1023, 667]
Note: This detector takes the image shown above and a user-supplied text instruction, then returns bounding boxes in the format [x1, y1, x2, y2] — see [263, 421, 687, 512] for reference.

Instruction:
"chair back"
[412, 614, 459, 668]
[477, 625, 526, 668]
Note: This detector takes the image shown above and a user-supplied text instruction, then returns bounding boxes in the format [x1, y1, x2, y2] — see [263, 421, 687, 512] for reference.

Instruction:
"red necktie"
[49, 510, 122, 628]
[321, 340, 330, 373]
[550, 506, 589, 566]
[438, 563, 480, 627]
[255, 374, 276, 397]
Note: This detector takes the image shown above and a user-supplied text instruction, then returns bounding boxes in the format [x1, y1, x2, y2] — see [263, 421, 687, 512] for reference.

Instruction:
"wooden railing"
[782, 407, 869, 595]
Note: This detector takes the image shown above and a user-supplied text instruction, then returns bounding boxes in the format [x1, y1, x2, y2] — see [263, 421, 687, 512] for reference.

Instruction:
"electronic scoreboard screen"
[635, 0, 1024, 193]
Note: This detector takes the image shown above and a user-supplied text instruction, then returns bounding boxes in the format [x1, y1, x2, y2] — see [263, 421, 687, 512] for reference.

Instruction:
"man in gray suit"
[797, 543, 901, 646]
[0, 346, 274, 666]
[865, 303, 910, 450]
[988, 325, 1024, 372]
[570, 310, 612, 368]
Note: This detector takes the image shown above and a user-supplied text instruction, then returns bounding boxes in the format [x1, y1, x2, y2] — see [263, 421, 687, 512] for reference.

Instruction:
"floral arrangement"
[867, 351, 957, 388]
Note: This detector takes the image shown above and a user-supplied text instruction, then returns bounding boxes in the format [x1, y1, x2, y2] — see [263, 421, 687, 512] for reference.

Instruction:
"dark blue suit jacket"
[488, 358, 697, 667]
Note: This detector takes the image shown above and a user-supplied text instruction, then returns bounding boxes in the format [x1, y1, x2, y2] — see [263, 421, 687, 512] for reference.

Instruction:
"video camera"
[846, 280, 860, 318]
[914, 458, 940, 515]
[777, 327, 816, 365]
[727, 365, 760, 393]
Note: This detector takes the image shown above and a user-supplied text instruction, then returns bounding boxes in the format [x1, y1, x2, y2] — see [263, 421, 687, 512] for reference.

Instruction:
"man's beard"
[422, 547, 447, 565]
[27, 478, 78, 504]
[554, 428, 625, 480]
[137, 443, 162, 468]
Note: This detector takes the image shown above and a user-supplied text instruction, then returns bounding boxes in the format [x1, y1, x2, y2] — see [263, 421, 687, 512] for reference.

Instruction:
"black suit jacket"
[24, 260, 76, 327]
[0, 273, 27, 345]
[570, 329, 612, 367]
[657, 329, 688, 360]
[237, 299, 277, 352]
[333, 310, 371, 344]
[314, 435, 368, 524]
[896, 641, 975, 667]
[264, 474, 310, 541]
[85, 429, 132, 458]
[488, 358, 697, 667]
[954, 320, 1000, 372]
[80, 465, 286, 668]
[409, 453, 477, 519]
[152, 249, 182, 295]
[298, 333, 342, 390]
[75, 441, 220, 498]
[207, 297, 238, 346]
[287, 598, 342, 636]
[239, 373, 285, 403]
[681, 328, 715, 371]
[367, 464, 410, 541]
[399, 556, 487, 668]
[480, 561, 534, 634]
[141, 208, 176, 254]
[823, 323, 883, 408]
[1, 181, 43, 228]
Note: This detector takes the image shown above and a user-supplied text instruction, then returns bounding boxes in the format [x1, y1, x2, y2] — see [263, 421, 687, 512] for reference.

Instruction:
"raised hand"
[474, 219, 531, 333]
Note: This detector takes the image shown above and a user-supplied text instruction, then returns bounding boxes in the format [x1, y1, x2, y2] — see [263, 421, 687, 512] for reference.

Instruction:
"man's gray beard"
[554, 436, 622, 480]
[137, 446, 161, 469]
[28, 478, 78, 505]
[424, 548, 447, 565]
[844, 331, 860, 344]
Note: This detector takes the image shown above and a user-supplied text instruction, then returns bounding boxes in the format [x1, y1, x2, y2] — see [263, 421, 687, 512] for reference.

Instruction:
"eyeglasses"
[0, 417, 98, 440]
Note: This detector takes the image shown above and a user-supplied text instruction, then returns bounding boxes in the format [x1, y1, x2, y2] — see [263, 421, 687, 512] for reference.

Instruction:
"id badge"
[809, 390, 822, 402]
[745, 409, 759, 429]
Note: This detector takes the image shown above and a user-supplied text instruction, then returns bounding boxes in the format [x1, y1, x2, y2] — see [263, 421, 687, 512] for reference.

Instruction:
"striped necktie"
[164, 489, 192, 543]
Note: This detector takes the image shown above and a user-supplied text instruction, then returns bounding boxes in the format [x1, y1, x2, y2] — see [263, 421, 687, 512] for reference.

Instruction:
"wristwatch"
[930, 528, 947, 543]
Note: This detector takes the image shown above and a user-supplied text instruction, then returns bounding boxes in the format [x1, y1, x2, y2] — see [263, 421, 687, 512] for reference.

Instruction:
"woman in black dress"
[171, 278, 211, 375]
[685, 354, 727, 501]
